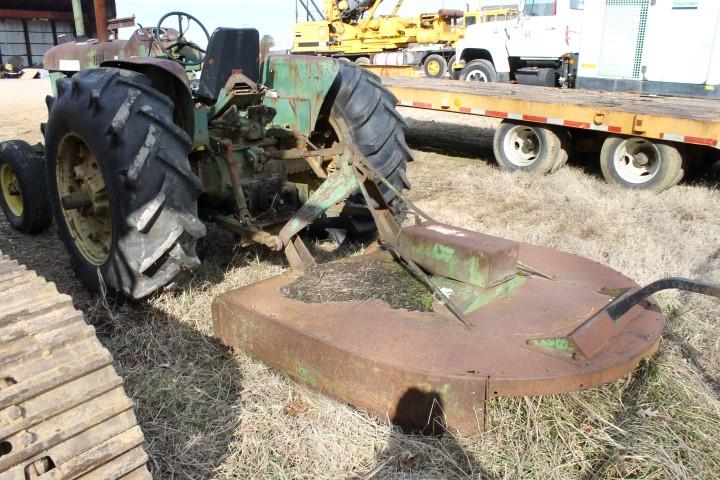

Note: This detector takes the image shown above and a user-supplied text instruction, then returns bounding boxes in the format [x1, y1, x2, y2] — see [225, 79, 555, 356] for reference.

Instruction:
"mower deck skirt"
[212, 244, 663, 434]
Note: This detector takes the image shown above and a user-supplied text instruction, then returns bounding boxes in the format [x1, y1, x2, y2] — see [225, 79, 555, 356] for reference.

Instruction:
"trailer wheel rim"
[502, 125, 540, 166]
[427, 59, 442, 76]
[56, 134, 112, 266]
[0, 164, 23, 217]
[465, 69, 489, 82]
[613, 138, 661, 184]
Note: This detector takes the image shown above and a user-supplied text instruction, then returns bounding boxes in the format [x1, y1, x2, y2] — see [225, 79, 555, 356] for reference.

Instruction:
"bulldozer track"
[0, 252, 150, 479]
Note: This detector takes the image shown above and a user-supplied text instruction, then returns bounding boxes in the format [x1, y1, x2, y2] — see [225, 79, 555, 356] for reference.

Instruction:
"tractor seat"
[196, 28, 260, 104]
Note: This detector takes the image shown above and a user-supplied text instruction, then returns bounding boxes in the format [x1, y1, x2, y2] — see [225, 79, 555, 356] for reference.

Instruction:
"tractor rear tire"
[326, 61, 412, 232]
[44, 68, 205, 300]
[0, 140, 52, 234]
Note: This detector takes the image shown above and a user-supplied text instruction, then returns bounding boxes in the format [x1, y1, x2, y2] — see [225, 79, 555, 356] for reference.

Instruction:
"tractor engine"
[198, 101, 305, 227]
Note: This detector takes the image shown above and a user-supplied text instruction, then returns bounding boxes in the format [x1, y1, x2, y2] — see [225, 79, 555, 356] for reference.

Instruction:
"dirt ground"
[1, 77, 719, 479]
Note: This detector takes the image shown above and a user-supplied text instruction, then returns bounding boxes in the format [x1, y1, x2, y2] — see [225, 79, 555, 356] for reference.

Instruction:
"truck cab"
[454, 0, 584, 86]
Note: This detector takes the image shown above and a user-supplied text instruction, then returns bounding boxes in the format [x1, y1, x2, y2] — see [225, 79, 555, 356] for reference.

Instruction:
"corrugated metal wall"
[0, 19, 74, 67]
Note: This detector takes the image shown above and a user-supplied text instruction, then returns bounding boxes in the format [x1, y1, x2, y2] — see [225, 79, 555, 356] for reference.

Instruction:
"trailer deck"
[383, 78, 720, 148]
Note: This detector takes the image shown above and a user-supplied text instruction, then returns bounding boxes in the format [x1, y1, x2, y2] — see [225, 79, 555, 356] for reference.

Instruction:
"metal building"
[0, 0, 116, 68]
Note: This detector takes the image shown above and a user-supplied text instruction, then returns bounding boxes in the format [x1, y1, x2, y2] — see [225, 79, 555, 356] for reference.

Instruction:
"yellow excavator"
[292, 0, 516, 78]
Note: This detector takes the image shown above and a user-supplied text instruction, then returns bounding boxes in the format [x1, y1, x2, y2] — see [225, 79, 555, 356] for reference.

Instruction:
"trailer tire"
[460, 59, 497, 82]
[0, 140, 52, 233]
[44, 68, 206, 299]
[319, 60, 411, 233]
[599, 136, 684, 192]
[423, 54, 447, 79]
[493, 121, 569, 174]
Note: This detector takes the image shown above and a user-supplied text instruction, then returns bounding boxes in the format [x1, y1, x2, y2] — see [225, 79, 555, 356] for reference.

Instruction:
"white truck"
[454, 0, 584, 85]
[455, 0, 720, 99]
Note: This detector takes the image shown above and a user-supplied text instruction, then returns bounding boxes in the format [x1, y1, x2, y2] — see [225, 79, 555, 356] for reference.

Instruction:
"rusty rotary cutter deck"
[212, 151, 720, 434]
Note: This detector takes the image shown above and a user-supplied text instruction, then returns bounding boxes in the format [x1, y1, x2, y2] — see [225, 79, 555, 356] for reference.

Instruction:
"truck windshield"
[523, 0, 557, 17]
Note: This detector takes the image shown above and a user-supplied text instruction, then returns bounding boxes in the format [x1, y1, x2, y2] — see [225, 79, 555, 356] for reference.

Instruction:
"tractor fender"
[101, 58, 195, 137]
[261, 55, 341, 137]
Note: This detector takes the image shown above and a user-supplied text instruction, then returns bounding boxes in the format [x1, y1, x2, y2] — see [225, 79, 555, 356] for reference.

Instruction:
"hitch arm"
[530, 277, 720, 358]
[605, 277, 720, 321]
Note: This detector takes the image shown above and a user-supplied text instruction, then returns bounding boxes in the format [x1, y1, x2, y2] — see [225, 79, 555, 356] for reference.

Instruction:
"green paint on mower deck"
[429, 274, 526, 315]
[528, 337, 578, 355]
[463, 276, 526, 314]
[295, 365, 319, 387]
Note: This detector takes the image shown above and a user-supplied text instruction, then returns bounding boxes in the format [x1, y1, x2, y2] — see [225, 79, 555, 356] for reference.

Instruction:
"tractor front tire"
[44, 68, 205, 299]
[328, 61, 412, 227]
[0, 140, 52, 233]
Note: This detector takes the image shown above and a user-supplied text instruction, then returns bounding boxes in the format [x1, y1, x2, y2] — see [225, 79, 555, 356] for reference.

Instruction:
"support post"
[93, 0, 107, 42]
[51, 20, 58, 45]
[71, 0, 85, 38]
[21, 20, 32, 67]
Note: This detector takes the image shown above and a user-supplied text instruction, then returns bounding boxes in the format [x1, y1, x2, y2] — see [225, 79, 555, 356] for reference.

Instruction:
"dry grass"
[1, 79, 719, 479]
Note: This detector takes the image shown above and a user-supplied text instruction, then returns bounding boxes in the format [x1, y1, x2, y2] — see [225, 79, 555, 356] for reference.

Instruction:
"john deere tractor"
[0, 12, 410, 299]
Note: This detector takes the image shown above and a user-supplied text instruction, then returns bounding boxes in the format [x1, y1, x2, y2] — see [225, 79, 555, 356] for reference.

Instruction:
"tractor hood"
[43, 28, 162, 72]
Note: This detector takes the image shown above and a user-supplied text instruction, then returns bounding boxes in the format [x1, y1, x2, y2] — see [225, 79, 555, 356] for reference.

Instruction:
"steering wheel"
[155, 11, 210, 67]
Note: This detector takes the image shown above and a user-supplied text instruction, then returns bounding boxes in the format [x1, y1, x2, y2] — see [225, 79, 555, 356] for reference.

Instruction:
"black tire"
[448, 55, 460, 80]
[44, 68, 206, 299]
[423, 54, 447, 79]
[599, 136, 684, 192]
[493, 120, 569, 174]
[0, 140, 52, 233]
[317, 61, 411, 233]
[460, 59, 497, 82]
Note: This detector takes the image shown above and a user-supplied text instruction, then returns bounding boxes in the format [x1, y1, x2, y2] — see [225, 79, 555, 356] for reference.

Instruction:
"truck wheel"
[448, 55, 460, 80]
[493, 121, 569, 174]
[316, 60, 411, 232]
[0, 140, 52, 233]
[423, 54, 447, 79]
[599, 136, 684, 191]
[460, 59, 497, 82]
[354, 57, 371, 65]
[44, 68, 206, 299]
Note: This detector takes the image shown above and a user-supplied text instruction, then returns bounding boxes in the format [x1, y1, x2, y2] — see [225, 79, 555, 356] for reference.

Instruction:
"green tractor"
[0, 12, 410, 299]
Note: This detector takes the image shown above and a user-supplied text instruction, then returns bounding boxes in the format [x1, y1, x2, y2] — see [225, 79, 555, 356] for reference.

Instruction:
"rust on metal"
[43, 28, 173, 72]
[93, 0, 108, 42]
[0, 252, 151, 479]
[399, 222, 518, 289]
[213, 243, 664, 434]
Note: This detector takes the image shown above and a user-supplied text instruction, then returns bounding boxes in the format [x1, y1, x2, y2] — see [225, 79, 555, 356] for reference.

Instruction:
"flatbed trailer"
[382, 77, 720, 191]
